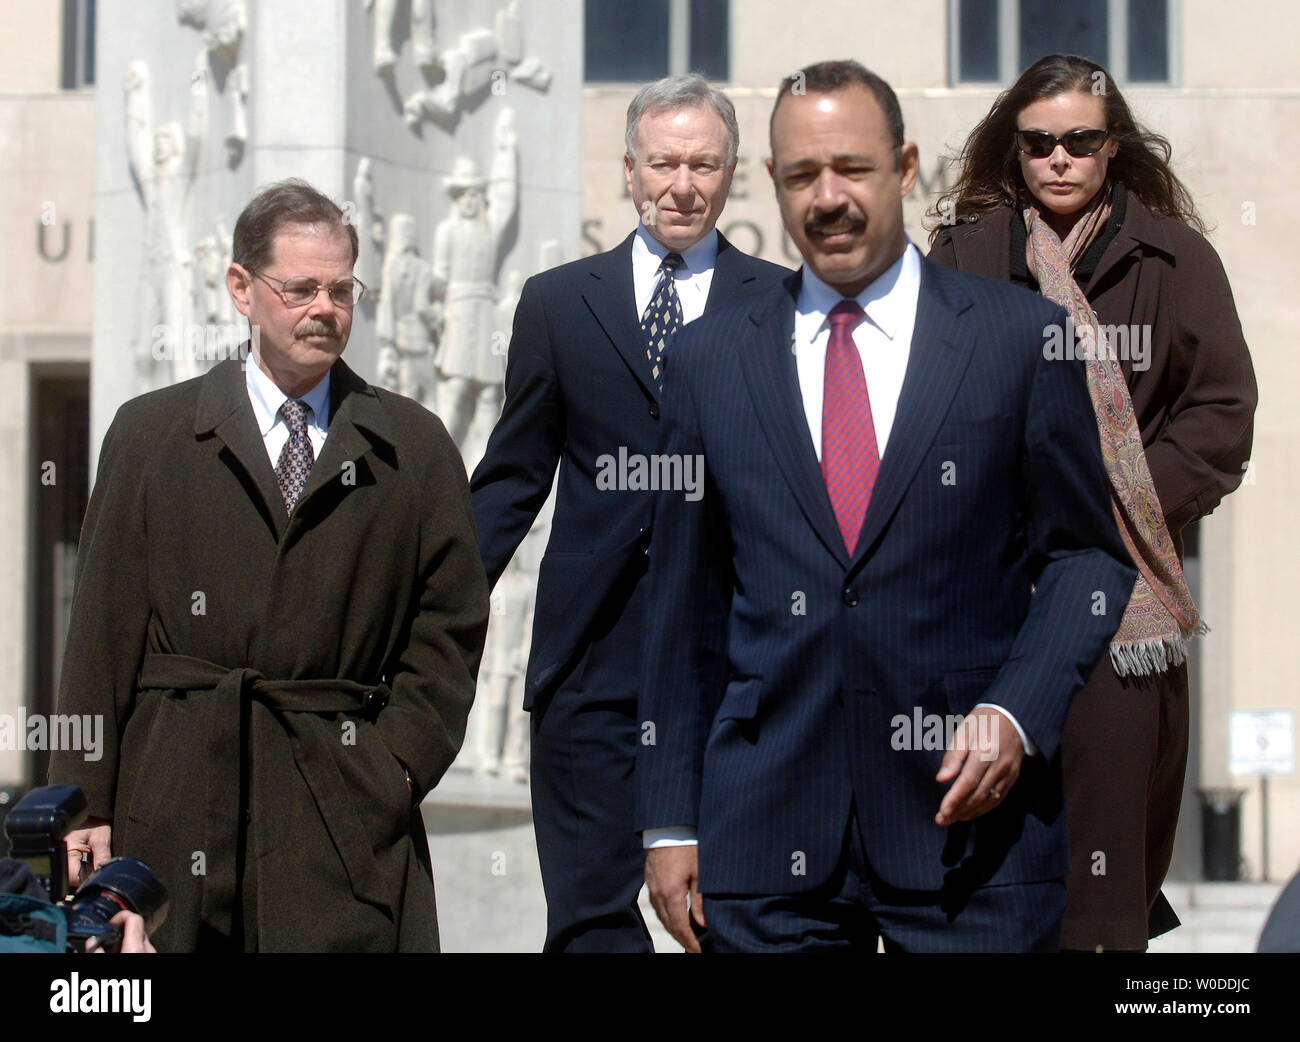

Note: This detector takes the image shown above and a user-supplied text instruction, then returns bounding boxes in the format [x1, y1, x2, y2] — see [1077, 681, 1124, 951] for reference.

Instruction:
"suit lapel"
[292, 359, 393, 522]
[741, 273, 852, 568]
[195, 355, 288, 533]
[581, 232, 655, 396]
[703, 231, 762, 312]
[193, 355, 394, 541]
[850, 260, 976, 566]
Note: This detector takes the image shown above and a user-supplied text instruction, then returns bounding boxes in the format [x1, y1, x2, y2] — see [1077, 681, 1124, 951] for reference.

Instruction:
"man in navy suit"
[471, 74, 787, 952]
[636, 61, 1136, 952]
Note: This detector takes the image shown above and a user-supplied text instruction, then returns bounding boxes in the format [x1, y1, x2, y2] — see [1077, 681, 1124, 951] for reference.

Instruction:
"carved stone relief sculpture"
[376, 212, 440, 410]
[464, 508, 547, 780]
[431, 107, 518, 473]
[366, 0, 438, 75]
[176, 0, 249, 166]
[190, 216, 238, 369]
[352, 158, 386, 296]
[364, 0, 550, 129]
[126, 55, 207, 391]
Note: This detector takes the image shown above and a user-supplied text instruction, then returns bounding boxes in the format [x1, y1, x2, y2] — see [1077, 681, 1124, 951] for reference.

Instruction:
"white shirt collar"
[245, 357, 332, 437]
[796, 240, 920, 342]
[632, 224, 719, 278]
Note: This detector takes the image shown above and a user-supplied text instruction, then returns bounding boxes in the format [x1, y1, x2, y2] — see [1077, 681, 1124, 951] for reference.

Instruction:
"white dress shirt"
[795, 243, 919, 460]
[632, 224, 718, 326]
[245, 356, 331, 467]
[644, 241, 1034, 850]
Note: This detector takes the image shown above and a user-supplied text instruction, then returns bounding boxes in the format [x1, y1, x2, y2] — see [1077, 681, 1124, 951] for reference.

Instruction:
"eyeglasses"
[252, 270, 366, 308]
[1014, 129, 1111, 159]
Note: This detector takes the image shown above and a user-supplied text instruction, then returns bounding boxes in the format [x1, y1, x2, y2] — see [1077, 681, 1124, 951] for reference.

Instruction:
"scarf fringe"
[1110, 622, 1209, 678]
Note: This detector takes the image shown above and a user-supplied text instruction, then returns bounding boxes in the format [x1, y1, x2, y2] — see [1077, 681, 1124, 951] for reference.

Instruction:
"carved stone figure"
[399, 1, 550, 129]
[351, 157, 385, 293]
[410, 0, 438, 71]
[176, 0, 248, 165]
[366, 0, 436, 75]
[432, 108, 518, 471]
[376, 213, 440, 408]
[190, 217, 238, 369]
[465, 511, 545, 781]
[126, 55, 207, 390]
[175, 0, 206, 29]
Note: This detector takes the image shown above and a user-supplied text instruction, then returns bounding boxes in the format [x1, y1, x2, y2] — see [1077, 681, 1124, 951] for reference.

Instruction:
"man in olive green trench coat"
[48, 180, 489, 952]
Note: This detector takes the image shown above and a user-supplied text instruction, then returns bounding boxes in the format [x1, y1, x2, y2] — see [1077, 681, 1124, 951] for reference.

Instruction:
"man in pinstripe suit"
[636, 61, 1135, 952]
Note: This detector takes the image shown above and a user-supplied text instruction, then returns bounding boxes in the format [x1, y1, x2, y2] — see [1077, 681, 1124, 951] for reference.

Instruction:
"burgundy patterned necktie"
[821, 300, 879, 554]
[275, 398, 314, 514]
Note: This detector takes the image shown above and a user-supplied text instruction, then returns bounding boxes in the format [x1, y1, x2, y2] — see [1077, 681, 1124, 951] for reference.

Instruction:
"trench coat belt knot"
[136, 652, 393, 938]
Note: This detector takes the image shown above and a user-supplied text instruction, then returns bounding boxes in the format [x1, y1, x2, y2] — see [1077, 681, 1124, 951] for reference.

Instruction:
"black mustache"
[805, 214, 865, 235]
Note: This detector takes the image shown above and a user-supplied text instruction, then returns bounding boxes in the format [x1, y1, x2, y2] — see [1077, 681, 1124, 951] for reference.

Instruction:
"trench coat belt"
[136, 652, 393, 938]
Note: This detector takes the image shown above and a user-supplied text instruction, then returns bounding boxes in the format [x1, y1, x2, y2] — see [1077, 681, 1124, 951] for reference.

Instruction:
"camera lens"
[67, 856, 169, 936]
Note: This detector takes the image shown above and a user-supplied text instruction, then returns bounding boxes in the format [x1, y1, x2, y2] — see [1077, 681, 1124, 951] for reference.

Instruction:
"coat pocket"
[336, 719, 413, 852]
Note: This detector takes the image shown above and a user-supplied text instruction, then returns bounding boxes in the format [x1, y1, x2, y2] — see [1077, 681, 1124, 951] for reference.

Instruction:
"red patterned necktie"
[821, 300, 879, 554]
[275, 398, 314, 514]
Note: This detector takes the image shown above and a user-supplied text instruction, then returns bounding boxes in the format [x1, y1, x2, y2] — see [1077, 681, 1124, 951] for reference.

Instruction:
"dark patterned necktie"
[275, 398, 314, 513]
[641, 252, 684, 392]
[821, 300, 879, 554]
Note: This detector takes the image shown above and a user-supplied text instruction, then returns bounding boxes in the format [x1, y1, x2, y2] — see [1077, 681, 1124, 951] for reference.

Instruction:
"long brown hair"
[927, 54, 1203, 241]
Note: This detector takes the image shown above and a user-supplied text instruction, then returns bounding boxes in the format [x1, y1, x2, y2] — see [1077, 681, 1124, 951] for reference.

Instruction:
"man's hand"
[98, 911, 156, 954]
[64, 819, 112, 892]
[645, 845, 705, 953]
[935, 706, 1024, 826]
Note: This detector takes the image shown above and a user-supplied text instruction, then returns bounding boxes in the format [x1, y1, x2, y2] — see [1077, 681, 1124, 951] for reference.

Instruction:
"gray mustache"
[295, 320, 339, 337]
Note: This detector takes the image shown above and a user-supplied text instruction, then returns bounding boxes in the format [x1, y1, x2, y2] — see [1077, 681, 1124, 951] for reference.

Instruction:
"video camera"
[2, 784, 168, 952]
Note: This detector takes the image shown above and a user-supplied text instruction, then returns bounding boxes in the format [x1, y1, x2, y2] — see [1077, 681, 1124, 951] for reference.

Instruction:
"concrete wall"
[0, 0, 94, 786]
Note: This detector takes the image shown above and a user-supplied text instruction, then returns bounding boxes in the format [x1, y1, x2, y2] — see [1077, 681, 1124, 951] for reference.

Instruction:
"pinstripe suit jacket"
[635, 259, 1137, 894]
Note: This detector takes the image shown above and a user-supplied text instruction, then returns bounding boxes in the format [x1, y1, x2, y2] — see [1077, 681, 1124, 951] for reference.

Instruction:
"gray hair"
[624, 74, 739, 166]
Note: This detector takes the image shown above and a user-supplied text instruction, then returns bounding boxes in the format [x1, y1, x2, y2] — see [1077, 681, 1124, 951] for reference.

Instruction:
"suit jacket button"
[648, 402, 660, 419]
[841, 586, 858, 607]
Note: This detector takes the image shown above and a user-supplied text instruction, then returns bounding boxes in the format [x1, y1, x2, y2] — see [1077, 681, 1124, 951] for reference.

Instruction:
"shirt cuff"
[975, 703, 1037, 757]
[642, 826, 698, 849]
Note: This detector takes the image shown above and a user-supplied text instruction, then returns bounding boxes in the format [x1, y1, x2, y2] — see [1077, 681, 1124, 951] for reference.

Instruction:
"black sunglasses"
[1015, 128, 1111, 159]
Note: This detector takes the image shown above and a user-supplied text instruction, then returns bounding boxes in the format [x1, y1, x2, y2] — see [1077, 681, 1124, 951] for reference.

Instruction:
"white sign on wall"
[1230, 710, 1295, 776]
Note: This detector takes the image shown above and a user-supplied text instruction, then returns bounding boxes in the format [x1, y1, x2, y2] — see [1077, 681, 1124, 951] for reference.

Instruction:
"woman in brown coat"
[928, 53, 1256, 951]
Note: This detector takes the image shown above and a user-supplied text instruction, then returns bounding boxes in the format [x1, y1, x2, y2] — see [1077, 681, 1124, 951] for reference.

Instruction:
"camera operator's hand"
[65, 818, 112, 890]
[105, 910, 155, 953]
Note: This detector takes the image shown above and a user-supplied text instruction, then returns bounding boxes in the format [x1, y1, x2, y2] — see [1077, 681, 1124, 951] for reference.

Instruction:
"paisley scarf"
[1023, 183, 1204, 676]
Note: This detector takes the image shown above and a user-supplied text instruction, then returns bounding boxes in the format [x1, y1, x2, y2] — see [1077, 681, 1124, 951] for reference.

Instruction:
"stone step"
[1148, 882, 1284, 953]
[1162, 881, 1283, 910]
